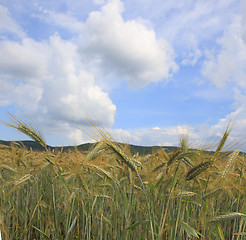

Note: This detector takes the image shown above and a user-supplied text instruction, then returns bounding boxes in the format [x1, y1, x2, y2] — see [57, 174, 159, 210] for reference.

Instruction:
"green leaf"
[32, 225, 50, 240]
[178, 220, 199, 238]
[149, 181, 158, 194]
[155, 172, 165, 188]
[216, 223, 225, 240]
[91, 195, 98, 212]
[170, 168, 179, 191]
[39, 168, 53, 184]
[234, 232, 246, 236]
[65, 216, 77, 240]
[58, 171, 71, 194]
[181, 199, 202, 207]
[125, 220, 149, 230]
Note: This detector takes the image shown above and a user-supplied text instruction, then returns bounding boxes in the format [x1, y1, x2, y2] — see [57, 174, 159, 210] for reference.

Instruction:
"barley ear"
[202, 187, 224, 200]
[180, 156, 194, 168]
[215, 123, 232, 155]
[221, 150, 239, 178]
[4, 114, 47, 149]
[167, 149, 181, 166]
[186, 160, 213, 181]
[106, 141, 142, 172]
[85, 141, 107, 161]
[208, 212, 246, 223]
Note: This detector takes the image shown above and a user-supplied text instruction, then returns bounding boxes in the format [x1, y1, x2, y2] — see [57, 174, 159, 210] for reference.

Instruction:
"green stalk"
[159, 165, 179, 238]
[136, 171, 155, 240]
[173, 163, 186, 239]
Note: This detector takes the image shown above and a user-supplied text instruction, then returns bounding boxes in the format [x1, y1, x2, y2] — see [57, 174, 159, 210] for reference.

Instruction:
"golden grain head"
[5, 114, 47, 149]
[208, 212, 246, 223]
[186, 160, 213, 181]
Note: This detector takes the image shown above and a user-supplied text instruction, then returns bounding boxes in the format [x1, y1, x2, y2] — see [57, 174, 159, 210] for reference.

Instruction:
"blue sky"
[0, 0, 246, 150]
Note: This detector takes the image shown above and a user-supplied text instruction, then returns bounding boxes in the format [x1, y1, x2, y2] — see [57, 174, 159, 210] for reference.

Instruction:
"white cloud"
[216, 90, 246, 141]
[137, 0, 237, 67]
[79, 0, 177, 88]
[117, 126, 180, 146]
[0, 5, 26, 39]
[0, 33, 116, 137]
[68, 125, 179, 147]
[101, 123, 242, 151]
[201, 3, 246, 149]
[2, 0, 245, 150]
[39, 35, 116, 128]
[181, 48, 202, 66]
[68, 129, 92, 145]
[93, 0, 105, 5]
[0, 38, 47, 83]
[36, 8, 84, 34]
[202, 15, 246, 89]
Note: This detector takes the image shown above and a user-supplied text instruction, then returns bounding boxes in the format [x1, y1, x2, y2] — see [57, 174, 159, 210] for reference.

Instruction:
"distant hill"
[0, 140, 178, 155]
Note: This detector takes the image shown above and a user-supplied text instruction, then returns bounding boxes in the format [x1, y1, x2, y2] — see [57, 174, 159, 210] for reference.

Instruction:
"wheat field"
[0, 116, 245, 239]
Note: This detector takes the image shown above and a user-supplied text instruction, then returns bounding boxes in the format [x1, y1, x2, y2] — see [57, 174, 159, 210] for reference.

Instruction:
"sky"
[0, 0, 246, 150]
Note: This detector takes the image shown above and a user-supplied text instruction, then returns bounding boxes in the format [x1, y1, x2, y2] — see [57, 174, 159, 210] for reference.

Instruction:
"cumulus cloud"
[110, 124, 204, 148]
[0, 38, 47, 83]
[109, 123, 240, 150]
[0, 0, 178, 145]
[45, 35, 116, 127]
[3, 0, 244, 149]
[68, 125, 179, 147]
[0, 34, 116, 138]
[79, 0, 177, 88]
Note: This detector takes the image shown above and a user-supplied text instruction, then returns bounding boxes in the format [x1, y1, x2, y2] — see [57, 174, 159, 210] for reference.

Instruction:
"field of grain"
[0, 116, 245, 239]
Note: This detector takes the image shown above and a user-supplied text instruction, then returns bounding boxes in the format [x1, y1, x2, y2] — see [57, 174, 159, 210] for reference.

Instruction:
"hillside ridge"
[0, 139, 178, 155]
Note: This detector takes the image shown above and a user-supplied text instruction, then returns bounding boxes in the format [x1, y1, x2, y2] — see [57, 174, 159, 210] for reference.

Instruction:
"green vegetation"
[0, 116, 245, 239]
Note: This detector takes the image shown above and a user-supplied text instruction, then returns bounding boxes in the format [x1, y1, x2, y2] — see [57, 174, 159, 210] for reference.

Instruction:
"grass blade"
[58, 171, 71, 194]
[65, 216, 77, 240]
[32, 226, 50, 240]
[39, 168, 53, 184]
[178, 220, 200, 238]
[125, 220, 149, 230]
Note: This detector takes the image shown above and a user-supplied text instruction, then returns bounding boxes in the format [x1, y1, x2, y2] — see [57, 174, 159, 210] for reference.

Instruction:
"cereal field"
[0, 116, 245, 239]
